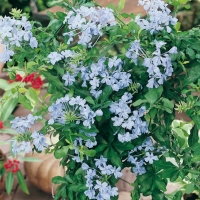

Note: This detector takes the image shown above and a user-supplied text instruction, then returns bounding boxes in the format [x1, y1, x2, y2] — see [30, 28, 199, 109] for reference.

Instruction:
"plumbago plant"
[1, 0, 200, 199]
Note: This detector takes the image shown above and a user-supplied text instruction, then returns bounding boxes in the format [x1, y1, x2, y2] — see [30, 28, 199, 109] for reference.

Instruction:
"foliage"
[0, 0, 50, 16]
[0, 0, 200, 199]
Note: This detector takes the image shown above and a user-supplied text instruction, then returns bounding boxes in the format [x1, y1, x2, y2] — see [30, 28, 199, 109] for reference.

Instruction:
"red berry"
[0, 121, 4, 129]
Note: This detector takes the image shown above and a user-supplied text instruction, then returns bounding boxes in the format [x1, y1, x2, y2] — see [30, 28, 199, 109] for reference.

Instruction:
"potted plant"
[0, 0, 200, 199]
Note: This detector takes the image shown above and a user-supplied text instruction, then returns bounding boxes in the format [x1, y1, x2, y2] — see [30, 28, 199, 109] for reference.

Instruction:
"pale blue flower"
[84, 189, 96, 199]
[113, 167, 122, 179]
[11, 114, 41, 133]
[47, 52, 63, 65]
[108, 56, 122, 68]
[85, 139, 97, 148]
[95, 109, 103, 116]
[100, 164, 114, 175]
[90, 77, 100, 89]
[20, 141, 32, 153]
[11, 140, 20, 155]
[81, 163, 89, 170]
[62, 72, 76, 86]
[95, 155, 107, 168]
[29, 37, 38, 48]
[144, 152, 158, 164]
[31, 131, 48, 151]
[94, 181, 108, 192]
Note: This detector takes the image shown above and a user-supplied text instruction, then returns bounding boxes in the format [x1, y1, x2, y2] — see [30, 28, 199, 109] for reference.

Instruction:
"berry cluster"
[0, 121, 4, 129]
[4, 159, 20, 173]
[9, 73, 43, 89]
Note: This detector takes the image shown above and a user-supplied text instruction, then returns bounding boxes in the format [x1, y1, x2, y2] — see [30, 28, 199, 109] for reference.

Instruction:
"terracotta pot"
[118, 191, 131, 200]
[24, 152, 65, 194]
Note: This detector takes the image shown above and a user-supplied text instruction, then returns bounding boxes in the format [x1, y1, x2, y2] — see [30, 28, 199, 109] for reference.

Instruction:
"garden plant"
[0, 0, 200, 199]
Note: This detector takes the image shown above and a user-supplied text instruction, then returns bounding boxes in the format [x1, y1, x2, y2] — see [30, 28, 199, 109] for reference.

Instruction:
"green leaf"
[114, 141, 134, 151]
[188, 125, 199, 147]
[139, 174, 153, 193]
[0, 96, 18, 121]
[54, 146, 69, 159]
[162, 98, 174, 113]
[16, 171, 29, 194]
[154, 160, 179, 179]
[145, 86, 163, 104]
[172, 191, 183, 200]
[56, 12, 67, 21]
[183, 61, 200, 86]
[5, 172, 14, 194]
[52, 176, 68, 184]
[186, 48, 195, 60]
[174, 22, 181, 31]
[155, 176, 167, 192]
[26, 87, 39, 104]
[0, 79, 9, 90]
[82, 149, 96, 157]
[40, 71, 63, 87]
[191, 155, 200, 162]
[152, 190, 166, 200]
[69, 184, 87, 192]
[18, 93, 33, 110]
[132, 99, 147, 107]
[185, 184, 195, 194]
[95, 144, 108, 153]
[118, 0, 125, 10]
[85, 96, 95, 105]
[20, 157, 42, 162]
[100, 86, 112, 104]
[109, 147, 122, 167]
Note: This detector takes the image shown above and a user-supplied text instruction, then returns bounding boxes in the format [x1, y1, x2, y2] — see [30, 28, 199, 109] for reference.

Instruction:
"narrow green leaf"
[0, 96, 18, 121]
[16, 171, 29, 194]
[85, 96, 95, 105]
[5, 172, 14, 194]
[20, 157, 42, 162]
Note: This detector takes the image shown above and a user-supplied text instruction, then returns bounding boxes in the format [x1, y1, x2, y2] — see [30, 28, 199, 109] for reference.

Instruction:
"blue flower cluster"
[81, 156, 122, 200]
[125, 40, 144, 65]
[110, 93, 148, 143]
[126, 40, 178, 88]
[47, 49, 76, 65]
[63, 6, 116, 46]
[143, 40, 178, 88]
[0, 16, 38, 63]
[10, 114, 48, 154]
[135, 0, 178, 34]
[127, 137, 158, 175]
[48, 94, 103, 128]
[80, 56, 132, 98]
